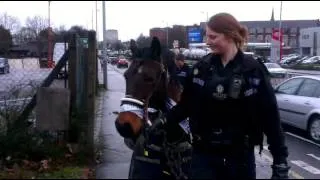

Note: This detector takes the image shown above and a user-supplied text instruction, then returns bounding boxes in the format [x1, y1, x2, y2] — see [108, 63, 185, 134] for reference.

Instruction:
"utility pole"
[279, 1, 283, 63]
[48, 1, 53, 68]
[102, 1, 108, 89]
[96, 1, 98, 39]
[166, 22, 169, 48]
[92, 9, 94, 30]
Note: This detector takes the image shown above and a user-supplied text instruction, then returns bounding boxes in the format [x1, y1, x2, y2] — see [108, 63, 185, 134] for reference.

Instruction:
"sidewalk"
[95, 65, 133, 179]
[95, 65, 272, 179]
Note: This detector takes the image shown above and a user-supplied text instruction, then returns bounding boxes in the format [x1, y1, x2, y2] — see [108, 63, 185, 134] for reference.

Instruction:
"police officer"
[164, 13, 290, 179]
[174, 53, 191, 91]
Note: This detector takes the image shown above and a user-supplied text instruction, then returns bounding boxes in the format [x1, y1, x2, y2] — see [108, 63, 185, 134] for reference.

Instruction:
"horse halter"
[119, 60, 166, 128]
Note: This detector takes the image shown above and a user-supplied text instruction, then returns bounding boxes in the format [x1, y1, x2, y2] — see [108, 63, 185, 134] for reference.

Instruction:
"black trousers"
[190, 147, 256, 179]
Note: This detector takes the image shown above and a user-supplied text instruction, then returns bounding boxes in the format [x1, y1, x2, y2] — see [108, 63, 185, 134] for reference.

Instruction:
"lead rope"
[162, 99, 189, 179]
[163, 131, 189, 179]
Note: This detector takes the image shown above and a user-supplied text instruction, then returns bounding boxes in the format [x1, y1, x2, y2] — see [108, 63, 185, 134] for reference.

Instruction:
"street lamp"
[102, 1, 108, 89]
[200, 11, 209, 22]
[278, 1, 283, 63]
[48, 1, 53, 68]
[161, 20, 169, 47]
[95, 1, 98, 40]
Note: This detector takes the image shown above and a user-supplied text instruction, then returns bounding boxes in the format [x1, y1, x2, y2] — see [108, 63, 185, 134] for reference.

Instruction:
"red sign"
[272, 29, 282, 41]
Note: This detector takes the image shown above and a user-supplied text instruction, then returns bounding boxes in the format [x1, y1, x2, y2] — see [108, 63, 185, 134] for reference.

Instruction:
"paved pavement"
[95, 65, 132, 179]
[95, 64, 277, 179]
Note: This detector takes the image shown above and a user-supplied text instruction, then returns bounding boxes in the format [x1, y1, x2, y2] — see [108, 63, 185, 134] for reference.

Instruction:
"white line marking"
[291, 160, 320, 174]
[255, 147, 304, 179]
[290, 170, 305, 179]
[306, 154, 320, 161]
[285, 132, 320, 148]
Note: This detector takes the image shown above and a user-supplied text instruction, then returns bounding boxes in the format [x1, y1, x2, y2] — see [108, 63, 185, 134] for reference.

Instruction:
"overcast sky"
[0, 1, 319, 41]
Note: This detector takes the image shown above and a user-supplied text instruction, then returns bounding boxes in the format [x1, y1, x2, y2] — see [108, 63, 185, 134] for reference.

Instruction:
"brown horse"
[115, 38, 183, 140]
[115, 37, 191, 179]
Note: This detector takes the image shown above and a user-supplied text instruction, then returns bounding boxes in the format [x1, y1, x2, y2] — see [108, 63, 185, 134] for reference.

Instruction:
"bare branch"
[0, 12, 21, 34]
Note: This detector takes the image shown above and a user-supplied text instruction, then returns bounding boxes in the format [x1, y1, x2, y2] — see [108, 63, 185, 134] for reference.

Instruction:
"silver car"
[274, 75, 320, 143]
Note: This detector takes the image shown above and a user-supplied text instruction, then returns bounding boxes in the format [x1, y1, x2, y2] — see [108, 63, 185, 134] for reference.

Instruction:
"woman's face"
[206, 26, 233, 54]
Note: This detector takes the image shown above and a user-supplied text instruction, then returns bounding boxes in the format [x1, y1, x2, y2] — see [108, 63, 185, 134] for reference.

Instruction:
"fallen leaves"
[0, 143, 96, 179]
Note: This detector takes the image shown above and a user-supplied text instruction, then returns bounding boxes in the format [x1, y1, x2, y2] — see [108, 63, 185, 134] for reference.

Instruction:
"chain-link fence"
[0, 39, 68, 126]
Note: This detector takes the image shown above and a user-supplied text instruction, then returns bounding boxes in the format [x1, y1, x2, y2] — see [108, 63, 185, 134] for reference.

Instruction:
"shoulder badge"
[193, 68, 199, 75]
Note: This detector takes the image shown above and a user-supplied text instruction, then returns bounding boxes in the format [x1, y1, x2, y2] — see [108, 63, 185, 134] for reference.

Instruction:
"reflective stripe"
[146, 144, 162, 152]
[135, 156, 160, 164]
[121, 97, 144, 106]
[166, 98, 177, 110]
[119, 104, 144, 119]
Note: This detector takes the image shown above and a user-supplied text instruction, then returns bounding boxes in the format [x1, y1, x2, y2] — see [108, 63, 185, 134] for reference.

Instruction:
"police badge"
[212, 84, 226, 100]
[229, 75, 243, 99]
[193, 68, 199, 75]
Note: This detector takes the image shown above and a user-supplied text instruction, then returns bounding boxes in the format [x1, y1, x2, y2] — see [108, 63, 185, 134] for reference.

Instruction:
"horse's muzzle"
[115, 112, 143, 139]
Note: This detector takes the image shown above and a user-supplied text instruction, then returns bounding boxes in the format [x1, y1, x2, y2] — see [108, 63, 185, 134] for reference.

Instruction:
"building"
[300, 27, 320, 56]
[150, 27, 167, 46]
[199, 10, 320, 53]
[105, 29, 118, 43]
[150, 25, 188, 48]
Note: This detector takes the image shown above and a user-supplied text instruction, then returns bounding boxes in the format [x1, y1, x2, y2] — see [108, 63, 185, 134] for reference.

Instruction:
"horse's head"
[115, 37, 173, 139]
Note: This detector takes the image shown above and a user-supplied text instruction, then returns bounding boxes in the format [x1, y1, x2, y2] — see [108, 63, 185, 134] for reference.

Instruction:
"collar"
[212, 49, 244, 68]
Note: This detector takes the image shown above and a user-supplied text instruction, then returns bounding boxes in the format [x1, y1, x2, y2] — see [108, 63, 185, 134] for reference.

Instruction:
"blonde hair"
[207, 12, 248, 49]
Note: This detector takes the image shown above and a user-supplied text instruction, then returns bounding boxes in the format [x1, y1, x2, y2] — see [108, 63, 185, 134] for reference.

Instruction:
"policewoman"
[165, 13, 290, 179]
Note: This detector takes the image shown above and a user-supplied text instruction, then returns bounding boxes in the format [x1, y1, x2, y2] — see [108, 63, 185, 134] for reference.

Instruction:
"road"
[0, 58, 67, 99]
[106, 63, 320, 179]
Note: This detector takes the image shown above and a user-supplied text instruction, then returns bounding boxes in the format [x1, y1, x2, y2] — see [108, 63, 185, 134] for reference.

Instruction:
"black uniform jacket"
[166, 50, 288, 164]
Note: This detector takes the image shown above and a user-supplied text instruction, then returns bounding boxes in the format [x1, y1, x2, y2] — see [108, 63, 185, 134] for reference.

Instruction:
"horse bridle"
[119, 60, 167, 128]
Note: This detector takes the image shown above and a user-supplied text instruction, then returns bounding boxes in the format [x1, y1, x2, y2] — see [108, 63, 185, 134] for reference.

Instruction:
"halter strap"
[121, 97, 145, 106]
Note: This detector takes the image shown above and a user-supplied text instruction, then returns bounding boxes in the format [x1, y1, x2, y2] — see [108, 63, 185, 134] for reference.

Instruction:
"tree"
[136, 34, 151, 48]
[25, 15, 48, 38]
[0, 12, 21, 34]
[68, 25, 88, 38]
[14, 27, 37, 44]
[54, 25, 69, 43]
[0, 25, 13, 55]
[130, 39, 141, 57]
[110, 40, 124, 51]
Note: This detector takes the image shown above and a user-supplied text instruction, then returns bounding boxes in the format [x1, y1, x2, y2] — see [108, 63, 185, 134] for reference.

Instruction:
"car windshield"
[265, 63, 281, 69]
[119, 55, 125, 59]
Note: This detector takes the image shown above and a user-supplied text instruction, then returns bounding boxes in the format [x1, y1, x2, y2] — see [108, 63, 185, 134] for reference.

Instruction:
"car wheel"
[308, 115, 320, 143]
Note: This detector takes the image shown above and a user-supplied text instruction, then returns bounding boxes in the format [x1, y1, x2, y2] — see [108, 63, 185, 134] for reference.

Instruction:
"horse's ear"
[130, 39, 139, 58]
[150, 37, 161, 59]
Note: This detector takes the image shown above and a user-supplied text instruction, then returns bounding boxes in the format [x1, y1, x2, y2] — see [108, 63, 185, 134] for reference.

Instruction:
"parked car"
[274, 75, 320, 143]
[264, 63, 288, 78]
[301, 56, 320, 64]
[117, 55, 129, 68]
[0, 57, 10, 74]
[110, 56, 118, 65]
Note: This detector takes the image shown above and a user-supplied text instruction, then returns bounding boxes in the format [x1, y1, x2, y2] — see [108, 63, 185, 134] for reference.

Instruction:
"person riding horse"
[115, 37, 192, 179]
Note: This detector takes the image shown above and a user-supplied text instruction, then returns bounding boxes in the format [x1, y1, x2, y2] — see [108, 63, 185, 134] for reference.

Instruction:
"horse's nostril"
[113, 111, 119, 115]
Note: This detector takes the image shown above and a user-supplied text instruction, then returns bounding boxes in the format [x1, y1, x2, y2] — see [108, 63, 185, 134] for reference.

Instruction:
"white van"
[53, 42, 69, 66]
[53, 42, 69, 79]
